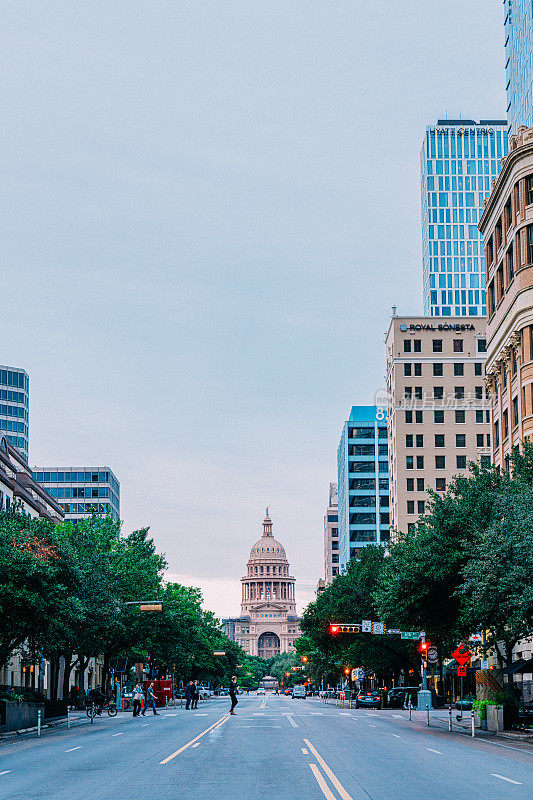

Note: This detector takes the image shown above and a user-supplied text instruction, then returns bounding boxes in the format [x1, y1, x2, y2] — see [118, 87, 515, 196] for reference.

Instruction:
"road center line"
[426, 748, 443, 754]
[287, 715, 298, 728]
[309, 764, 337, 800]
[491, 774, 522, 785]
[65, 746, 83, 752]
[159, 716, 229, 764]
[304, 739, 354, 800]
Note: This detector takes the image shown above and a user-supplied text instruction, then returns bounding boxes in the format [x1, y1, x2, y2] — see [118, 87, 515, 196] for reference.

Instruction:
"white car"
[257, 688, 266, 695]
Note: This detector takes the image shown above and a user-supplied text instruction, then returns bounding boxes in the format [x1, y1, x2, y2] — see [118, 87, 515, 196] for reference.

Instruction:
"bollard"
[408, 702, 412, 721]
[448, 706, 452, 732]
[426, 704, 430, 726]
[37, 709, 42, 738]
[471, 711, 475, 738]
[67, 705, 70, 730]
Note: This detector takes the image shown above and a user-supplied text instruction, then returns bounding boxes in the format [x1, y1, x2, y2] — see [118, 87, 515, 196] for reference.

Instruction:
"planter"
[486, 704, 504, 733]
[473, 711, 488, 730]
[0, 700, 45, 733]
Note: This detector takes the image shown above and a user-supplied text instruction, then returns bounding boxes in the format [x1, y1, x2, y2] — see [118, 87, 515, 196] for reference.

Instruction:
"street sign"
[351, 669, 357, 682]
[457, 665, 468, 677]
[372, 622, 384, 635]
[481, 659, 489, 670]
[469, 633, 483, 643]
[427, 647, 438, 663]
[451, 645, 472, 665]
[356, 668, 364, 681]
[362, 620, 372, 633]
[401, 631, 420, 640]
[387, 628, 401, 635]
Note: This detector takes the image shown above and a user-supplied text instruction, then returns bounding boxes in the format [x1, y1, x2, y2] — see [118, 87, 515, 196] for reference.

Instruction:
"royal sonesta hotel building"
[386, 315, 491, 538]
[479, 126, 533, 469]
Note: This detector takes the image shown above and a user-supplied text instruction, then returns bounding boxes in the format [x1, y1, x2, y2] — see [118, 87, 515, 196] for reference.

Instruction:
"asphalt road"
[1, 694, 532, 799]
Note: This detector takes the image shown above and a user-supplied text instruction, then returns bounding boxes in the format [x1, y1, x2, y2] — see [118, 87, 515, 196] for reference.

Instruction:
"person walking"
[142, 682, 158, 716]
[184, 680, 194, 710]
[132, 683, 143, 717]
[192, 680, 200, 710]
[229, 676, 238, 715]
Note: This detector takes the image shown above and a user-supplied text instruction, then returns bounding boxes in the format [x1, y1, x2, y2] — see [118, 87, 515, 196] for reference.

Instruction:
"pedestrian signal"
[329, 624, 361, 634]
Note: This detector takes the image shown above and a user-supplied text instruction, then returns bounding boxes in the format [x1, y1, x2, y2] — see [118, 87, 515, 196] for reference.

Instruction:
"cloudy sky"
[2, 1, 507, 615]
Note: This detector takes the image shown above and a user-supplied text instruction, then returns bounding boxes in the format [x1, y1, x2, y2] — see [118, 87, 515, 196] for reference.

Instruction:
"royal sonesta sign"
[399, 323, 475, 333]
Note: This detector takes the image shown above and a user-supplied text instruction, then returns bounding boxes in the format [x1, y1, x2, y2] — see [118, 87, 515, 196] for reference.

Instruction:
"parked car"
[197, 686, 212, 699]
[387, 687, 419, 709]
[214, 688, 229, 696]
[257, 688, 266, 695]
[292, 685, 306, 699]
[355, 691, 383, 709]
[455, 698, 473, 711]
[284, 688, 293, 696]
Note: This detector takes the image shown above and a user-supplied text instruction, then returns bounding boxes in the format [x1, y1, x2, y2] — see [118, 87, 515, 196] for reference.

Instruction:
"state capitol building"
[224, 512, 301, 658]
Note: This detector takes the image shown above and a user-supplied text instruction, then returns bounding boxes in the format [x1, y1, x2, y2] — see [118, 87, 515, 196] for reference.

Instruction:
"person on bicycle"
[89, 685, 107, 715]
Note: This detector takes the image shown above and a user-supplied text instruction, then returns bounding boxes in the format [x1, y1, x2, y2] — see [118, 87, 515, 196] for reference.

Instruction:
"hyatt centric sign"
[399, 323, 475, 333]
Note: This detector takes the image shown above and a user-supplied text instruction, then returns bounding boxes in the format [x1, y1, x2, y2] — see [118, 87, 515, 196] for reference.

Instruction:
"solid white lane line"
[0, 771, 11, 776]
[112, 733, 124, 736]
[301, 748, 308, 754]
[390, 733, 402, 738]
[65, 746, 83, 752]
[309, 764, 337, 800]
[287, 716, 298, 728]
[426, 748, 443, 754]
[491, 774, 522, 785]
[304, 740, 354, 800]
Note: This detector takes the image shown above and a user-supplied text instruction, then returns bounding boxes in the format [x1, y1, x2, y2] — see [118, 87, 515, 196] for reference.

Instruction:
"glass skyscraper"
[504, 0, 533, 135]
[421, 120, 508, 317]
[337, 406, 389, 573]
[0, 365, 29, 460]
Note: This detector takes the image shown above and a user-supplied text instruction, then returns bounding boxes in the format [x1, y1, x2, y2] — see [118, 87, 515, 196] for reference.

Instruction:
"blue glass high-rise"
[0, 365, 29, 460]
[337, 406, 389, 573]
[504, 0, 533, 135]
[421, 120, 508, 317]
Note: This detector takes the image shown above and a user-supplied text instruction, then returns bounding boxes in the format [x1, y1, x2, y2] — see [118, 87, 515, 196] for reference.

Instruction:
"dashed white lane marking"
[390, 733, 402, 738]
[65, 746, 83, 752]
[287, 716, 298, 728]
[310, 712, 323, 716]
[112, 732, 124, 736]
[192, 743, 200, 748]
[301, 748, 308, 754]
[426, 748, 443, 754]
[164, 713, 178, 717]
[392, 714, 404, 718]
[338, 713, 352, 716]
[0, 771, 12, 776]
[491, 774, 522, 785]
[368, 724, 376, 728]
[194, 714, 208, 716]
[141, 723, 149, 727]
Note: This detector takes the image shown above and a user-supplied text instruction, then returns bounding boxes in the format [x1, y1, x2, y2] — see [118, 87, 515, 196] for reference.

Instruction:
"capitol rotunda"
[232, 512, 300, 658]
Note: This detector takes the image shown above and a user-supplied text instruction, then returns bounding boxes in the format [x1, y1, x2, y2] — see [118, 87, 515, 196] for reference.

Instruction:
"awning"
[503, 658, 533, 675]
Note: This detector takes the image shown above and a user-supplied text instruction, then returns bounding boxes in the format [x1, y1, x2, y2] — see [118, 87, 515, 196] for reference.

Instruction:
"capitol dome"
[247, 513, 287, 563]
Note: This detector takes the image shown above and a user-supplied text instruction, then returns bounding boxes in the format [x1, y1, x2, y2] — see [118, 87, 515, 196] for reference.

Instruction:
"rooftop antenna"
[391, 305, 397, 317]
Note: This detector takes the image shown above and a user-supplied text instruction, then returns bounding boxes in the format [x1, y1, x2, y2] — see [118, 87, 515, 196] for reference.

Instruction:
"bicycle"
[86, 698, 118, 718]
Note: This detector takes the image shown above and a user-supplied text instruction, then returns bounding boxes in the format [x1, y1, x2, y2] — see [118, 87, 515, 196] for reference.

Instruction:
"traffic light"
[344, 668, 351, 675]
[329, 623, 361, 634]
[418, 640, 431, 657]
[301, 656, 308, 663]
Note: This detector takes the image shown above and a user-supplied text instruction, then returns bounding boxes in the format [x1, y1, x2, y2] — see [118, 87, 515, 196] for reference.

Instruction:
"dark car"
[455, 698, 473, 711]
[355, 691, 383, 709]
[387, 687, 419, 709]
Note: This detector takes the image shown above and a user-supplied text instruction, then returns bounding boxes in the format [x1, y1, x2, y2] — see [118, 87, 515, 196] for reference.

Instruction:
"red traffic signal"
[330, 624, 339, 634]
[329, 624, 361, 634]
[418, 640, 431, 655]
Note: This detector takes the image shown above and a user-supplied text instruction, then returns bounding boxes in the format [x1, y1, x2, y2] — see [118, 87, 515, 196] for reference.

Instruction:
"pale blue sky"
[1, 1, 507, 614]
